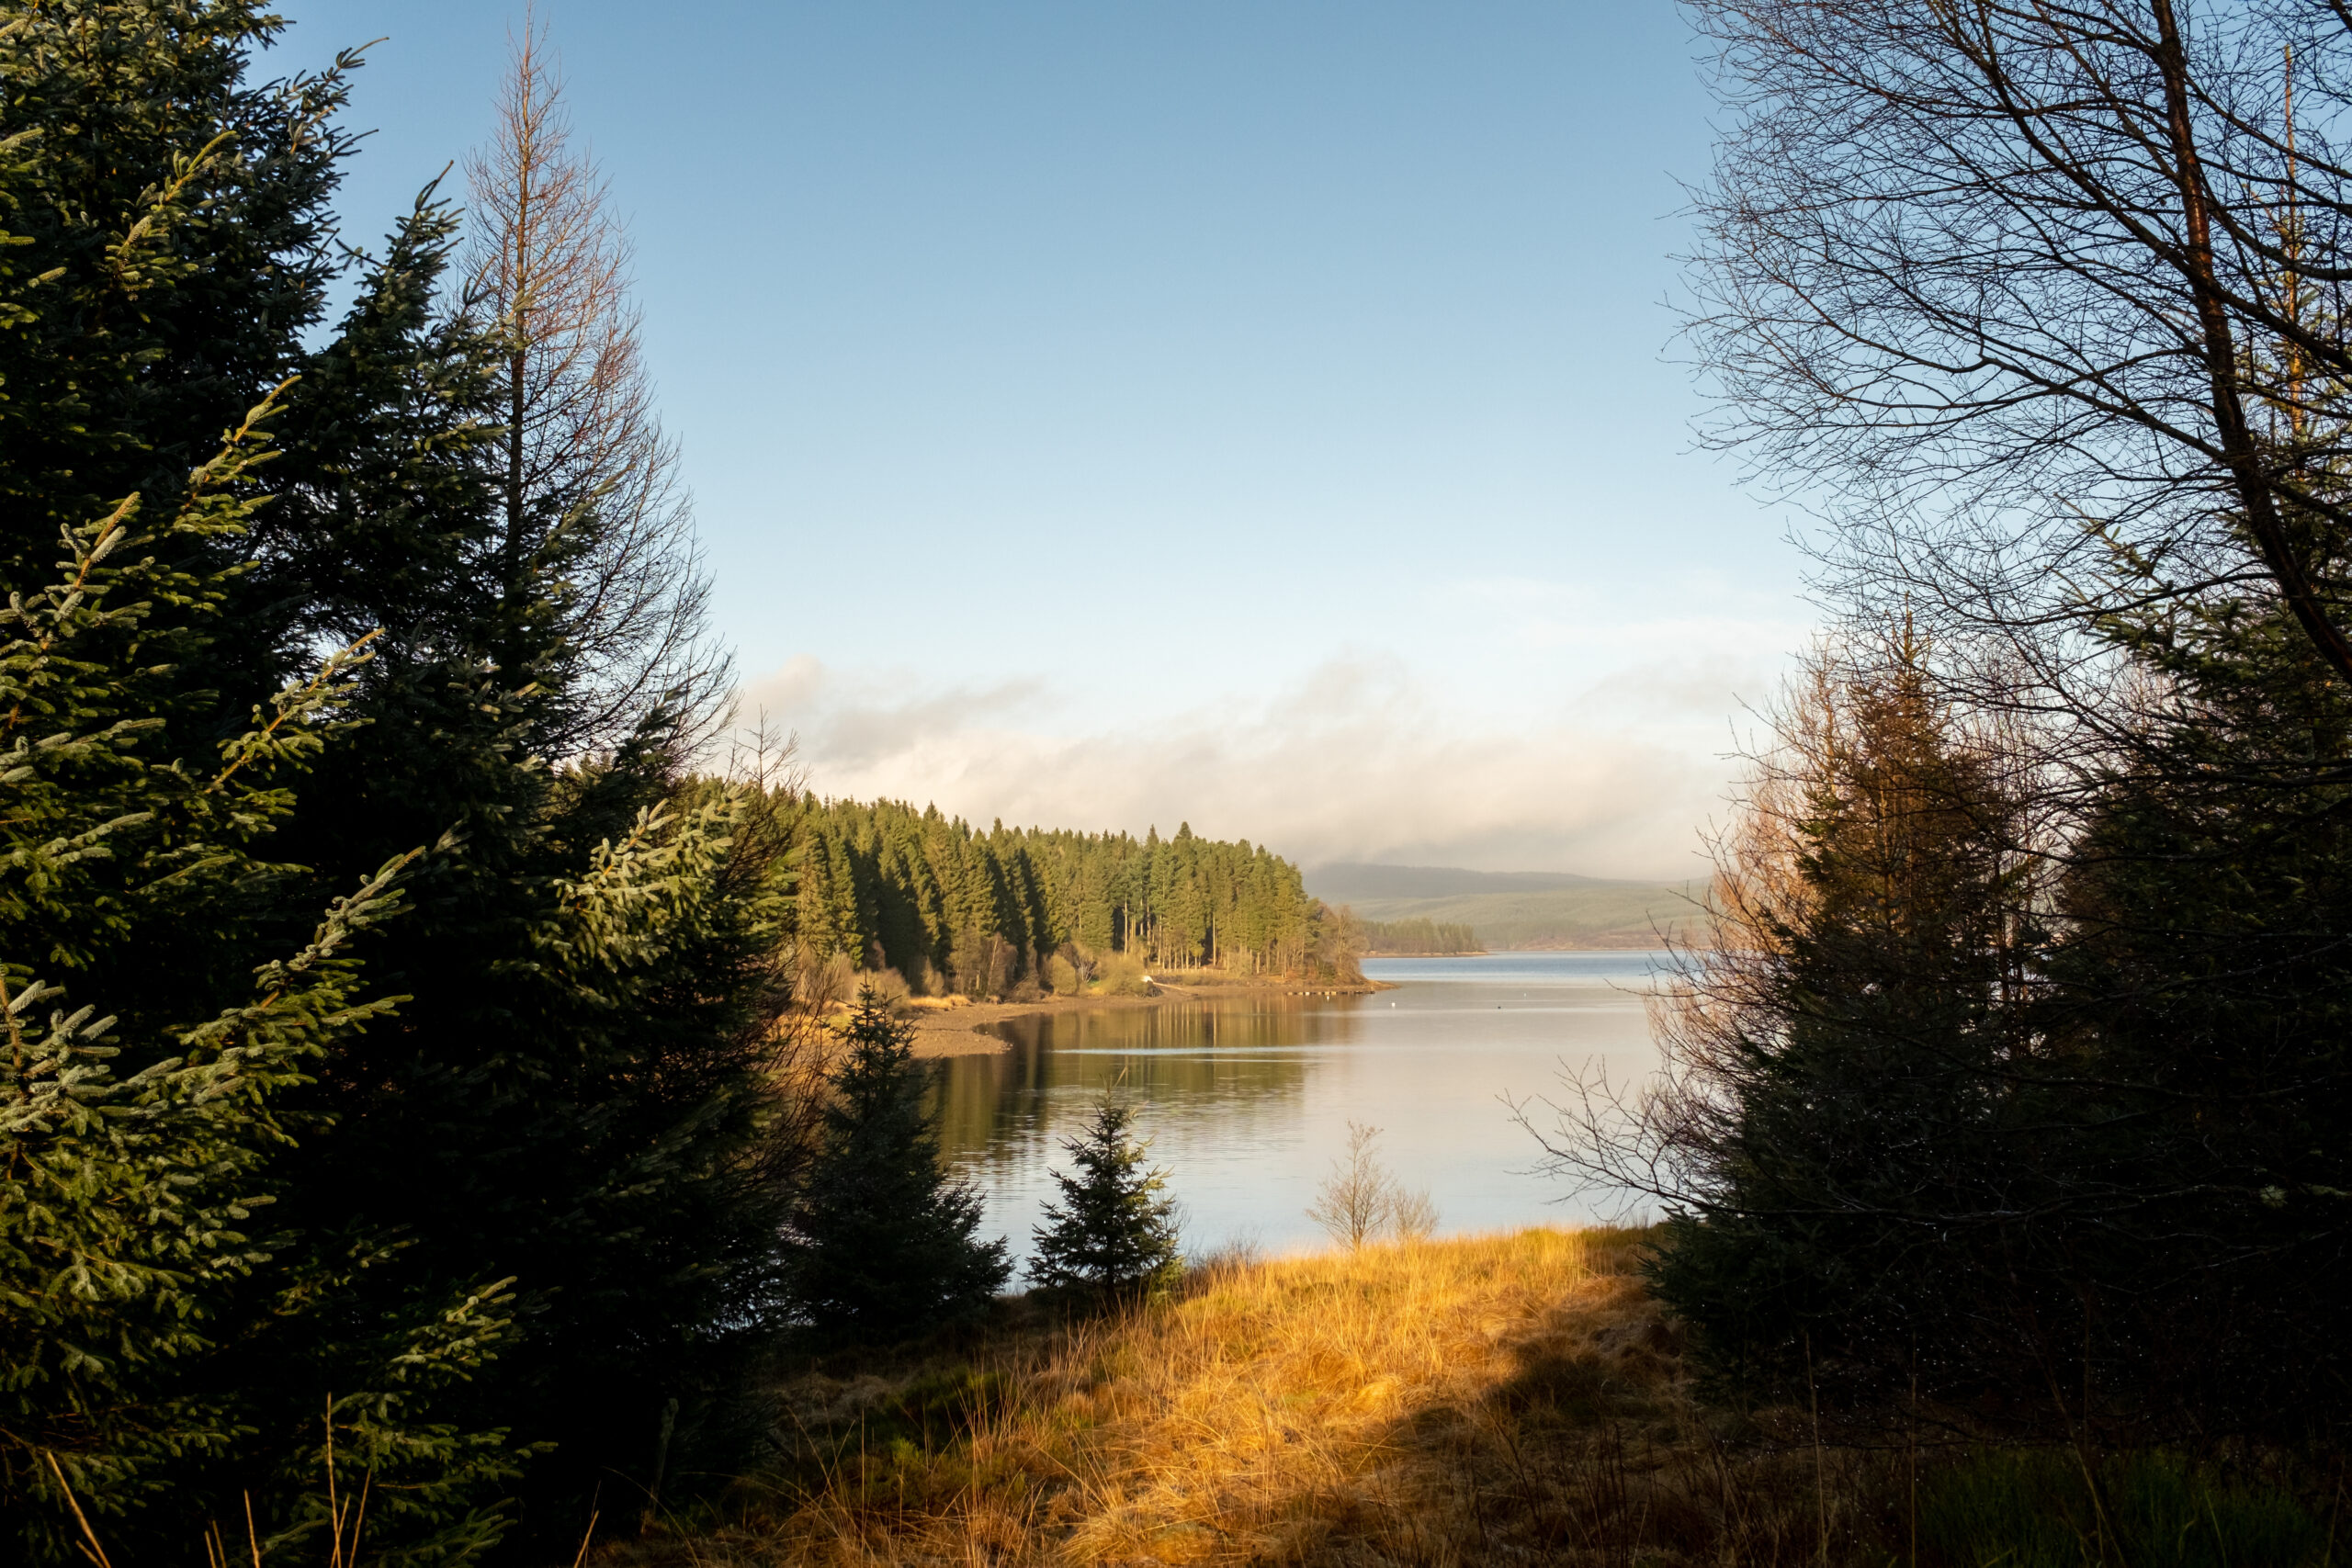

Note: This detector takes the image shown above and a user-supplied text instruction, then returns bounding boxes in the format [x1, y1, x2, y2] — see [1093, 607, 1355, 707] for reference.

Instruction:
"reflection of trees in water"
[932, 998, 1364, 1164]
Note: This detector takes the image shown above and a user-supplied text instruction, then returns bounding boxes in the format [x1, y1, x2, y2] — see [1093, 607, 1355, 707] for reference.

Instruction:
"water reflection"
[934, 953, 1669, 1269]
[937, 996, 1349, 1154]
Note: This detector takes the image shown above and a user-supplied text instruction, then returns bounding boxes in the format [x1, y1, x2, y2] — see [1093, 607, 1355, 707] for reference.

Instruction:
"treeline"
[1529, 0, 2352, 1455]
[1357, 917, 1482, 954]
[797, 800, 1355, 991]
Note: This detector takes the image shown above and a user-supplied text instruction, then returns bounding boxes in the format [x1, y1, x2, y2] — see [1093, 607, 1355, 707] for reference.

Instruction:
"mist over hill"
[1306, 863, 1632, 901]
[1306, 863, 1706, 950]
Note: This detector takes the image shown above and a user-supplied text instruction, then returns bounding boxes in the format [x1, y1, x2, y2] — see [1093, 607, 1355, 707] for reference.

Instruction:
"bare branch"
[464, 9, 733, 759]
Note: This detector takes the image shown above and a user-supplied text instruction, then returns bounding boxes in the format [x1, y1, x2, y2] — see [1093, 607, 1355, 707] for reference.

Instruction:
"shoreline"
[902, 976, 1385, 1059]
[891, 948, 1682, 1059]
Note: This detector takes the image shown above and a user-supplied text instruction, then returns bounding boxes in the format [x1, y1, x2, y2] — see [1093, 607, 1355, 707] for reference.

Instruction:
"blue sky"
[269, 1, 1807, 877]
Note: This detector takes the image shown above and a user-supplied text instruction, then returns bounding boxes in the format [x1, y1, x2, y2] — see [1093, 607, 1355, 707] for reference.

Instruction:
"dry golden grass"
[606, 1227, 1898, 1567]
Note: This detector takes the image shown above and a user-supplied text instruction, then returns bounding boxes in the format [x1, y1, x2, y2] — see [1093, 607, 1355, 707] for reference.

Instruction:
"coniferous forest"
[794, 800, 1334, 994]
[1356, 917, 1481, 955]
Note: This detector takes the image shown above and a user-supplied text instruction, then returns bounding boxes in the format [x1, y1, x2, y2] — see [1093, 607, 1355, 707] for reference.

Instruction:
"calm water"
[935, 952, 1671, 1268]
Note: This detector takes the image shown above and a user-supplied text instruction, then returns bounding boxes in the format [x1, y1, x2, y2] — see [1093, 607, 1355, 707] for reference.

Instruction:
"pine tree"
[1028, 1099, 1183, 1303]
[786, 990, 1009, 1341]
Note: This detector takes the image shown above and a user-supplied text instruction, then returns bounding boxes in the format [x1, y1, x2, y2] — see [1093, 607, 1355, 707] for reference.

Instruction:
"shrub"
[1094, 953, 1155, 997]
[1307, 1122, 1435, 1247]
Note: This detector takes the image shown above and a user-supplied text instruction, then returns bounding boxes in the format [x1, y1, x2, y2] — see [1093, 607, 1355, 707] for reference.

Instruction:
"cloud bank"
[733, 647, 1772, 879]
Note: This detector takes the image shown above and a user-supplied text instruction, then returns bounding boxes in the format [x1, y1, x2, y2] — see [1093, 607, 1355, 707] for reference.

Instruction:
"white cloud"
[732, 648, 1768, 879]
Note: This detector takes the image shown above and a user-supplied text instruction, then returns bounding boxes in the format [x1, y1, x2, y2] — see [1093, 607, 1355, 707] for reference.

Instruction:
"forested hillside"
[797, 801, 1342, 993]
[1359, 917, 1483, 954]
[1308, 863, 1704, 949]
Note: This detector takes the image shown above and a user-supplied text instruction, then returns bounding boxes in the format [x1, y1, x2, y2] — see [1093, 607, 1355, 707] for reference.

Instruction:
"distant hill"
[1308, 863, 1640, 901]
[1306, 863, 1708, 951]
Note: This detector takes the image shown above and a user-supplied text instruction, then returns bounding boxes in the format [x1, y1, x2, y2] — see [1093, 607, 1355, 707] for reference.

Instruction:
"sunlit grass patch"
[597, 1228, 2343, 1567]
[599, 1226, 1809, 1564]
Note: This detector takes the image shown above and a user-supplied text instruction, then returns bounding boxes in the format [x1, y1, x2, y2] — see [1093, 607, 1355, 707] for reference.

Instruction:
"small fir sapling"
[786, 988, 1010, 1340]
[1028, 1098, 1185, 1303]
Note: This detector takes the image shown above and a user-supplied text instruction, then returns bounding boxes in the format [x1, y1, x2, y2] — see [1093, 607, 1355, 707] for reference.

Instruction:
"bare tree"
[1389, 1184, 1441, 1241]
[1686, 0, 2352, 696]
[1307, 1121, 1405, 1248]
[466, 14, 730, 756]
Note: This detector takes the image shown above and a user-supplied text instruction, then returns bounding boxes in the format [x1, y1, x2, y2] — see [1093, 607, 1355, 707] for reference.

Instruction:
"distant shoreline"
[1365, 943, 1690, 955]
[904, 975, 1385, 1059]
[900, 948, 1695, 1059]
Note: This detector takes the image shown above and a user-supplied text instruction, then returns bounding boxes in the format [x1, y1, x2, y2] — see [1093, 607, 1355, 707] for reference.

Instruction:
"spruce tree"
[0, 395, 520, 1562]
[1028, 1099, 1183, 1304]
[261, 195, 808, 1549]
[2036, 577, 2352, 1438]
[786, 990, 1008, 1341]
[1614, 635, 2042, 1411]
[0, 14, 526, 1554]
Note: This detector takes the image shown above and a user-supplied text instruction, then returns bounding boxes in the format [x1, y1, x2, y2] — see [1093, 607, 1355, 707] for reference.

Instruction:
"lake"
[934, 951, 1672, 1269]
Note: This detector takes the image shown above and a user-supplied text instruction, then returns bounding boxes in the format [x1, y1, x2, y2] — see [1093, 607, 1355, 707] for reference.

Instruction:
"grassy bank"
[599, 1230, 1830, 1565]
[601, 1229, 2338, 1567]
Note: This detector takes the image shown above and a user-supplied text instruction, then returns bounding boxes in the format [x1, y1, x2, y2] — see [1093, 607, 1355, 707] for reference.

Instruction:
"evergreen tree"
[1561, 634, 2044, 1413]
[0, 14, 526, 1553]
[0, 0, 353, 1081]
[1028, 1099, 1183, 1303]
[1, 6, 811, 1554]
[0, 0, 348, 591]
[2030, 572, 2352, 1438]
[786, 990, 1008, 1341]
[0, 391, 519, 1561]
[262, 197, 808, 1553]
